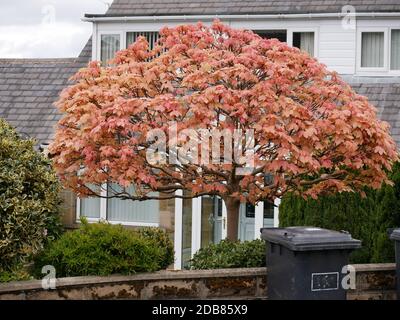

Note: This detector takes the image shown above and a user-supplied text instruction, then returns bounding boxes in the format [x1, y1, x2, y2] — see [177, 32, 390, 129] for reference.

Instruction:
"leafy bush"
[0, 265, 32, 283]
[189, 239, 266, 270]
[33, 219, 173, 277]
[0, 119, 63, 273]
[137, 227, 174, 269]
[279, 162, 400, 264]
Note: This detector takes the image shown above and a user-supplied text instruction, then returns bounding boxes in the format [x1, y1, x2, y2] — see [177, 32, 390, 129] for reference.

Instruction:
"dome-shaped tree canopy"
[50, 21, 398, 239]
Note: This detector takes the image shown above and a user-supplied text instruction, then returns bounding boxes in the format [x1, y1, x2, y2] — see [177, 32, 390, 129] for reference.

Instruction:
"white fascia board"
[82, 12, 400, 23]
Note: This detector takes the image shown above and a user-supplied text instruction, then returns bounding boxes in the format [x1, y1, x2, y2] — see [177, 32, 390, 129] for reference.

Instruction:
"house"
[1, 0, 400, 269]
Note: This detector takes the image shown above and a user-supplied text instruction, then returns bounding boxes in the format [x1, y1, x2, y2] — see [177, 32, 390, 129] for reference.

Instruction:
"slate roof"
[0, 38, 92, 145]
[346, 77, 400, 146]
[86, 0, 400, 17]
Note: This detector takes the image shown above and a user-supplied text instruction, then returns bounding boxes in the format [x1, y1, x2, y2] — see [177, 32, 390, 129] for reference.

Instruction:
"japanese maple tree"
[50, 21, 398, 240]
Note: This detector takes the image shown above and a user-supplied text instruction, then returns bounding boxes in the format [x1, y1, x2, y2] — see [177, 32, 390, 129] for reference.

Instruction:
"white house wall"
[93, 17, 400, 76]
[94, 18, 354, 73]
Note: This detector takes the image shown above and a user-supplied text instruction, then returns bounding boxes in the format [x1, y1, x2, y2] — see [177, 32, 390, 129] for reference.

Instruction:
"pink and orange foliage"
[50, 21, 398, 239]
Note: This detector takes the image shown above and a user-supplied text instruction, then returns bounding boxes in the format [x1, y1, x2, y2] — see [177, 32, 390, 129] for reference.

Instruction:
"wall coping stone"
[0, 264, 396, 297]
[352, 263, 396, 272]
[0, 267, 267, 294]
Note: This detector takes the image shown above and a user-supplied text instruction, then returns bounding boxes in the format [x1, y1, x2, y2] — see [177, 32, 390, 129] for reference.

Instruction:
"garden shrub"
[279, 162, 400, 264]
[0, 265, 32, 283]
[189, 239, 266, 270]
[137, 227, 174, 269]
[0, 119, 63, 273]
[33, 219, 173, 277]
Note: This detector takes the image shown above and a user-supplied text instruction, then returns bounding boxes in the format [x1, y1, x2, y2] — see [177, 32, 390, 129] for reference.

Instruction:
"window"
[107, 183, 159, 223]
[293, 32, 315, 57]
[80, 197, 101, 219]
[126, 32, 159, 50]
[255, 30, 287, 43]
[358, 28, 400, 73]
[79, 184, 101, 219]
[391, 29, 400, 70]
[254, 29, 316, 57]
[100, 34, 120, 64]
[78, 183, 159, 226]
[245, 203, 255, 218]
[245, 201, 274, 219]
[181, 191, 192, 268]
[263, 201, 274, 219]
[361, 32, 384, 68]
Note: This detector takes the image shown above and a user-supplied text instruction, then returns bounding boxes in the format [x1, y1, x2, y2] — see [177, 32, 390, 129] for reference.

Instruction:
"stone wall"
[347, 264, 397, 300]
[0, 268, 266, 300]
[0, 264, 396, 300]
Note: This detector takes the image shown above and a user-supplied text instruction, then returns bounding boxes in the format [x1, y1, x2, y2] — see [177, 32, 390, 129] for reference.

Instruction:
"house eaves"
[85, 0, 400, 18]
[82, 12, 400, 22]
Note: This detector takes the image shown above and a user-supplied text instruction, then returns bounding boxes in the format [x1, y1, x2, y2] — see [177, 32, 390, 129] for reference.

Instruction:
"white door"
[239, 203, 255, 241]
[239, 201, 275, 241]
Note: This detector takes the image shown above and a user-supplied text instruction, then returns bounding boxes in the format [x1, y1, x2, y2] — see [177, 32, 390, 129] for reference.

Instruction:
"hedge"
[279, 162, 400, 263]
[189, 239, 266, 269]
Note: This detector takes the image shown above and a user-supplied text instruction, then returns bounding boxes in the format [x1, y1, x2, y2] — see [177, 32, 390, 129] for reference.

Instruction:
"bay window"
[79, 184, 101, 219]
[78, 183, 159, 226]
[107, 183, 159, 224]
[80, 196, 101, 219]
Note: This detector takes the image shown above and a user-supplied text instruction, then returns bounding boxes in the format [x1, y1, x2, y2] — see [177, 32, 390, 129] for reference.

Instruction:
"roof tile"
[86, 0, 400, 17]
[0, 39, 92, 144]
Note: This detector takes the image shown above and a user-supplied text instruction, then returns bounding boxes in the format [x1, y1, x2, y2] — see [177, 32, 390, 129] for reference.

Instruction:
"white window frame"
[389, 28, 400, 74]
[96, 31, 124, 62]
[173, 190, 183, 270]
[287, 27, 319, 58]
[76, 183, 159, 227]
[124, 30, 160, 50]
[357, 27, 389, 73]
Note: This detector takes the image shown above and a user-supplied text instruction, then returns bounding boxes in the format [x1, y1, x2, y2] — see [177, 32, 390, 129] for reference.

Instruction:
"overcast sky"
[0, 0, 112, 58]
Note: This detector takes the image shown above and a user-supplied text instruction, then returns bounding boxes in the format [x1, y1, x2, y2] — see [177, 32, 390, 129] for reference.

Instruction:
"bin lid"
[390, 228, 400, 241]
[260, 227, 362, 251]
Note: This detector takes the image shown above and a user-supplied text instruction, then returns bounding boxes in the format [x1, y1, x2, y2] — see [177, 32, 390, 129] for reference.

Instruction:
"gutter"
[82, 12, 400, 22]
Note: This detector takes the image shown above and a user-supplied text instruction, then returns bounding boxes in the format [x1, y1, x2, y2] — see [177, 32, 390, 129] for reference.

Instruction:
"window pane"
[201, 196, 215, 248]
[255, 30, 287, 42]
[391, 30, 400, 70]
[245, 203, 255, 218]
[127, 32, 159, 50]
[263, 201, 274, 219]
[80, 184, 101, 219]
[107, 183, 159, 223]
[361, 32, 384, 68]
[181, 190, 192, 269]
[101, 34, 120, 64]
[293, 32, 315, 57]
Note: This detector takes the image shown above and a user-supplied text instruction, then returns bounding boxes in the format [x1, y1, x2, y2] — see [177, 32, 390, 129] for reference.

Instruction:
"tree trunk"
[225, 197, 241, 241]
